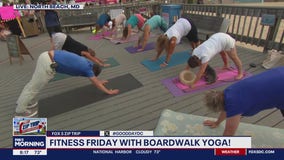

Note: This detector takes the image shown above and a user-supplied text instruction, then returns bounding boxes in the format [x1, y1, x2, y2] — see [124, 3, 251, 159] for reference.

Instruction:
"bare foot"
[137, 48, 144, 52]
[160, 63, 167, 67]
[222, 65, 230, 70]
[101, 59, 107, 62]
[235, 74, 243, 80]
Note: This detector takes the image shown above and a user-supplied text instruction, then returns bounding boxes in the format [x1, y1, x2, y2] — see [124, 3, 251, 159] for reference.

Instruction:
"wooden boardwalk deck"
[0, 30, 283, 148]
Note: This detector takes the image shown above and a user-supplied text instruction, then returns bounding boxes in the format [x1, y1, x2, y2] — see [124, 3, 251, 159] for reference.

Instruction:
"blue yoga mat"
[141, 50, 191, 72]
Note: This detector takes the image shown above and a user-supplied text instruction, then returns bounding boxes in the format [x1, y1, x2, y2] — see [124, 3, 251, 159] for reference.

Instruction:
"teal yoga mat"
[51, 57, 119, 82]
[103, 57, 120, 68]
[141, 50, 191, 72]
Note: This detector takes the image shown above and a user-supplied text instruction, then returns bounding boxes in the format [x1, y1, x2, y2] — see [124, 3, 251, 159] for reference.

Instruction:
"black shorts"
[62, 35, 88, 55]
[184, 18, 199, 43]
[186, 23, 199, 43]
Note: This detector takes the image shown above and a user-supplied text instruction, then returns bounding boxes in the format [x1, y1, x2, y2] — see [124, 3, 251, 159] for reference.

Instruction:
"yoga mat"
[104, 30, 137, 40]
[39, 74, 143, 117]
[89, 31, 113, 40]
[103, 57, 120, 68]
[110, 35, 138, 44]
[161, 67, 252, 97]
[141, 50, 191, 72]
[125, 42, 155, 54]
[154, 109, 284, 148]
[50, 57, 120, 82]
[110, 33, 157, 44]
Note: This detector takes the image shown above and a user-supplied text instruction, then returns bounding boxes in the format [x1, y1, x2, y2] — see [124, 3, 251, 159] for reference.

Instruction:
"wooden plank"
[0, 30, 282, 148]
[255, 109, 284, 127]
[274, 120, 284, 128]
[241, 109, 276, 124]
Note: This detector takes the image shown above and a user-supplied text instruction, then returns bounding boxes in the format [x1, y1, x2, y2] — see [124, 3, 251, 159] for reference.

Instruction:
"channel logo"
[13, 118, 47, 136]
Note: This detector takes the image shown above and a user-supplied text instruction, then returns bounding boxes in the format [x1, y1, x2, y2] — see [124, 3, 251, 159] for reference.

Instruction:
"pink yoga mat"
[89, 31, 113, 40]
[110, 35, 138, 44]
[162, 67, 252, 97]
[110, 33, 157, 44]
[176, 68, 241, 90]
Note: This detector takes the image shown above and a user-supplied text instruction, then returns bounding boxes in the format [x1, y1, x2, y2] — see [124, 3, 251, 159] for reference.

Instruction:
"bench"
[60, 13, 97, 33]
[182, 13, 230, 41]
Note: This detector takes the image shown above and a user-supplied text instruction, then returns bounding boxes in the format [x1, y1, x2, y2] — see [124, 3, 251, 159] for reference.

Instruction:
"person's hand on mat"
[137, 48, 144, 52]
[103, 63, 111, 67]
[99, 58, 107, 62]
[109, 89, 119, 95]
[203, 120, 218, 128]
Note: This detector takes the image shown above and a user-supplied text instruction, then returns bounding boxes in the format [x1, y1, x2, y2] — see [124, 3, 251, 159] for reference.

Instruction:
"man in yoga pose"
[203, 66, 284, 136]
[52, 32, 109, 67]
[153, 17, 200, 67]
[187, 32, 243, 88]
[15, 50, 119, 117]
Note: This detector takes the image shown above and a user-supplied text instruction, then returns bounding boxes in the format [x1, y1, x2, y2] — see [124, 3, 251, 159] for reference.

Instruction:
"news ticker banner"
[3, 149, 283, 160]
[11, 117, 283, 159]
[14, 4, 84, 10]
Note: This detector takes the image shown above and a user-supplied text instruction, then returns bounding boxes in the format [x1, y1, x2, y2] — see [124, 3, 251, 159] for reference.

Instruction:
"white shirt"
[52, 32, 67, 50]
[192, 32, 235, 64]
[165, 18, 191, 44]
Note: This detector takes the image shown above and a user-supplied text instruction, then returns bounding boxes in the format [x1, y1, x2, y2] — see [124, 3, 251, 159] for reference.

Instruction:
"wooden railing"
[182, 4, 284, 52]
[58, 2, 284, 52]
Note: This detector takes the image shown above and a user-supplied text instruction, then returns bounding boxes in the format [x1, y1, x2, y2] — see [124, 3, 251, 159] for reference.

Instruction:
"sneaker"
[27, 101, 38, 109]
[15, 108, 38, 118]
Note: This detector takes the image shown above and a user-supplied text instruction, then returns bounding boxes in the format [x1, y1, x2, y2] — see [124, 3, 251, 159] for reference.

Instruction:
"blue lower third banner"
[0, 148, 283, 160]
[13, 136, 46, 156]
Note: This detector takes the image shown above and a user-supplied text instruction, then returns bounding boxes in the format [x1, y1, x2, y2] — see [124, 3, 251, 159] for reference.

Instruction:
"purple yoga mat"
[125, 42, 155, 54]
[161, 68, 252, 97]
